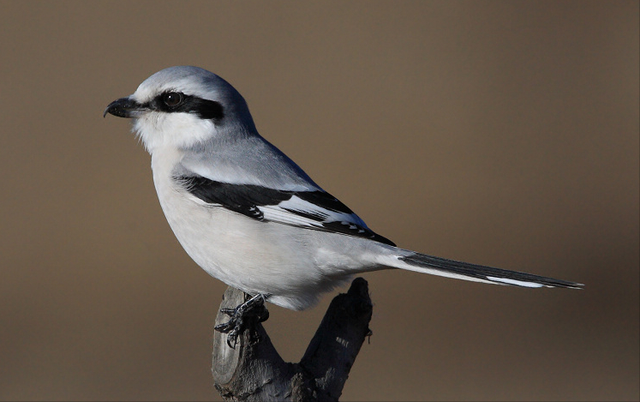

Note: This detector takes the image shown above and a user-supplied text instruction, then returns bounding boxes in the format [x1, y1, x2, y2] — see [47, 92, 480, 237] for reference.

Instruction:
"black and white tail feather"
[104, 65, 583, 315]
[393, 252, 582, 289]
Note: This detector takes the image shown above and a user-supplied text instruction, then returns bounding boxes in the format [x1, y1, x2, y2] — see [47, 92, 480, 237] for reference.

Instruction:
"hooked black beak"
[103, 97, 143, 118]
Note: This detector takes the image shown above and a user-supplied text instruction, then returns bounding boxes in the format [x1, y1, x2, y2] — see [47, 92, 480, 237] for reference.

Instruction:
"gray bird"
[105, 66, 582, 341]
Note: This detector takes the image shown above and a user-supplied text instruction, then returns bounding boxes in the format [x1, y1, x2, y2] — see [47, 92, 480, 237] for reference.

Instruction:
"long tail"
[378, 249, 583, 289]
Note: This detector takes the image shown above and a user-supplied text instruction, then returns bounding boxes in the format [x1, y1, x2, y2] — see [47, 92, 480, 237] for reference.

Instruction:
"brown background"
[0, 1, 638, 401]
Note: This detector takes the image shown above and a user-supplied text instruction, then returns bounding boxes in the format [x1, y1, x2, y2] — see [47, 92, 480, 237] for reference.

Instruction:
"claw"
[214, 293, 269, 348]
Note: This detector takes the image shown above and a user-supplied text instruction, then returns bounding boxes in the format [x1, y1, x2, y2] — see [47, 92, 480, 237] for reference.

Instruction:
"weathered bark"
[212, 277, 373, 401]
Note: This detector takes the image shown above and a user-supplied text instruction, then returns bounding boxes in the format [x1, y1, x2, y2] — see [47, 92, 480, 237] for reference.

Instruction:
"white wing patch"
[261, 194, 366, 232]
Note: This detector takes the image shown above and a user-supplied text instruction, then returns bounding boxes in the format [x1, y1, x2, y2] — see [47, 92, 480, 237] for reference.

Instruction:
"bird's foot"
[214, 293, 269, 348]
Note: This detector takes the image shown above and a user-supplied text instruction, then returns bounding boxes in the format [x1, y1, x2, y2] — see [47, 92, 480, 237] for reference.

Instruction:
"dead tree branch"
[212, 277, 373, 401]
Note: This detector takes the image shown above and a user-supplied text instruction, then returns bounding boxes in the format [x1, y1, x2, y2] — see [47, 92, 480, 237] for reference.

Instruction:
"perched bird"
[105, 66, 582, 339]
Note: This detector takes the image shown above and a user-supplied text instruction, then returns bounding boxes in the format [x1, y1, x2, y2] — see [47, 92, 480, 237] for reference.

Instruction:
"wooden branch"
[212, 277, 373, 401]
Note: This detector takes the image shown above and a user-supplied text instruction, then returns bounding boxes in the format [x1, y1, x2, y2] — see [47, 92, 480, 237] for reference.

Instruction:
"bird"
[105, 66, 582, 342]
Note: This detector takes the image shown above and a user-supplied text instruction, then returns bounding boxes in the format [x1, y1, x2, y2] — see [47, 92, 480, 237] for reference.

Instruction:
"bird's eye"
[162, 92, 184, 107]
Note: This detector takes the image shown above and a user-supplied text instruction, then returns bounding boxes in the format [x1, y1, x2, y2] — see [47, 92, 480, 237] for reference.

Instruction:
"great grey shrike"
[104, 66, 582, 329]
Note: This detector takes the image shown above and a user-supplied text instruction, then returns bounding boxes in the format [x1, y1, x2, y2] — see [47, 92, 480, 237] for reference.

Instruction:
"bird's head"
[104, 66, 256, 152]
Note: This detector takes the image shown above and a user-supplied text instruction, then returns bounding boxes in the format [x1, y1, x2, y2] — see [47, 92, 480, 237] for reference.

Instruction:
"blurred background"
[0, 1, 637, 401]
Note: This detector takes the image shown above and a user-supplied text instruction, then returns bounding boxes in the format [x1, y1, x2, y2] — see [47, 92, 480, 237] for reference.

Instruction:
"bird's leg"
[214, 293, 270, 348]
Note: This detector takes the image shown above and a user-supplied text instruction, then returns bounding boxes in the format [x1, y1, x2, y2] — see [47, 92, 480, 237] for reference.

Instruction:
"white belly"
[150, 150, 376, 310]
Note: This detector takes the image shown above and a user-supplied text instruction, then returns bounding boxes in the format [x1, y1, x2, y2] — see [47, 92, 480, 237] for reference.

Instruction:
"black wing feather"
[175, 175, 395, 246]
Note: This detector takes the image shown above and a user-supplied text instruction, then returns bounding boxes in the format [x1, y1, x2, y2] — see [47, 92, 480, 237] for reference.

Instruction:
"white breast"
[149, 147, 379, 310]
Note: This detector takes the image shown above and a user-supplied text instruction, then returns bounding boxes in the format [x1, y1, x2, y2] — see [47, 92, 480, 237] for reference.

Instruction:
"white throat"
[133, 112, 217, 154]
